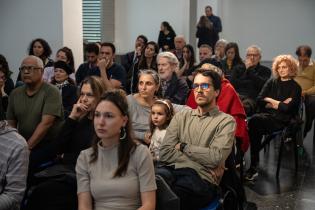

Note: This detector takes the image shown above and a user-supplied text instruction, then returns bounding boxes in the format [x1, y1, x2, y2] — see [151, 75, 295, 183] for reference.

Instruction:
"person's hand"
[144, 131, 152, 145]
[245, 58, 254, 69]
[283, 98, 292, 104]
[208, 163, 226, 184]
[175, 143, 181, 150]
[98, 58, 112, 72]
[0, 84, 6, 97]
[264, 97, 280, 110]
[135, 46, 142, 57]
[69, 99, 89, 120]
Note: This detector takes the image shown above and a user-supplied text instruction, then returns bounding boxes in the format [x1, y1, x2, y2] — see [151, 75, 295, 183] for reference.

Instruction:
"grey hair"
[138, 69, 161, 87]
[246, 45, 262, 56]
[175, 35, 186, 43]
[157, 52, 179, 69]
[215, 39, 228, 47]
[22, 55, 44, 68]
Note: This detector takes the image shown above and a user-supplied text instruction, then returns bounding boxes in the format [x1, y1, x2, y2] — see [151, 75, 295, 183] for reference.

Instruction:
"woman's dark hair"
[180, 44, 196, 69]
[28, 38, 52, 59]
[225, 42, 244, 66]
[161, 21, 176, 36]
[90, 89, 136, 178]
[138, 41, 159, 70]
[57, 47, 75, 72]
[149, 99, 174, 136]
[0, 54, 12, 78]
[197, 15, 213, 30]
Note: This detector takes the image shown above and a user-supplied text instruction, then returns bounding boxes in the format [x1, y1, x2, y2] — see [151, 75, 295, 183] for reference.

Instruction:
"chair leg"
[276, 136, 285, 178]
[293, 137, 298, 173]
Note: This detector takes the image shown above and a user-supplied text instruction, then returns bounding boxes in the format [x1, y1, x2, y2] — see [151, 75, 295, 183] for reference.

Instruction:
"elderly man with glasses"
[6, 55, 63, 179]
[230, 45, 271, 116]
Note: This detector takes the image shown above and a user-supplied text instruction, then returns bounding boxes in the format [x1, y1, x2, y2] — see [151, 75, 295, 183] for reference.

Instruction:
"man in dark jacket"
[231, 45, 271, 116]
[157, 52, 189, 104]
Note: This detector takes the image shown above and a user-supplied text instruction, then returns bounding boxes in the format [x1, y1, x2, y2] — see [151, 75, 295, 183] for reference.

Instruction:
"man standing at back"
[7, 55, 63, 176]
[205, 5, 222, 48]
[158, 70, 236, 210]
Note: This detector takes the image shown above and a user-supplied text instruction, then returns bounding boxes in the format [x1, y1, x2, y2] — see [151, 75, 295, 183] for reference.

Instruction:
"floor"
[244, 124, 315, 210]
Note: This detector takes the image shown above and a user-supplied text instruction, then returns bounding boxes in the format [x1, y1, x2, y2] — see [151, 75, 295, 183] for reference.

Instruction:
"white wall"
[0, 0, 83, 81]
[115, 0, 190, 54]
[0, 0, 63, 81]
[220, 0, 315, 60]
[62, 0, 83, 69]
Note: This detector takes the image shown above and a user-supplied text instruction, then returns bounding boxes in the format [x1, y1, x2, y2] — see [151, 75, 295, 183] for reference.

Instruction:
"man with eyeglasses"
[158, 70, 236, 210]
[6, 55, 63, 178]
[230, 45, 271, 116]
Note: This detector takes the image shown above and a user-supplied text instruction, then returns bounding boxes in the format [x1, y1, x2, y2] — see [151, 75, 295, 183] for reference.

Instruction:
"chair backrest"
[155, 174, 180, 210]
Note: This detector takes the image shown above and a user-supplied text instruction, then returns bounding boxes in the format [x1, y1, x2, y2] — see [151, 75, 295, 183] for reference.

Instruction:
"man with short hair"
[173, 35, 186, 61]
[0, 120, 29, 210]
[294, 45, 315, 137]
[157, 52, 189, 104]
[205, 5, 222, 48]
[158, 70, 236, 210]
[75, 42, 100, 85]
[98, 42, 127, 89]
[7, 55, 63, 174]
[231, 45, 271, 116]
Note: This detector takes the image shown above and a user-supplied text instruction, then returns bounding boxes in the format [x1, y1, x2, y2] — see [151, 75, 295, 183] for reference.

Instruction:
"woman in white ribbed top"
[76, 89, 156, 210]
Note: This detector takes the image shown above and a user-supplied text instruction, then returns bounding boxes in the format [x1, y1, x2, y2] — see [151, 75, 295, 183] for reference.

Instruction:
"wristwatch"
[180, 143, 187, 152]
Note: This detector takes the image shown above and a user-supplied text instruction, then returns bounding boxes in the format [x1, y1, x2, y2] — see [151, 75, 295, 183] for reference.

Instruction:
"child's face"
[151, 105, 167, 128]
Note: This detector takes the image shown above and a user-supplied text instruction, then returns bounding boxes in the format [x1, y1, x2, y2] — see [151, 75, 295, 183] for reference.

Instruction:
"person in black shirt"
[245, 55, 301, 181]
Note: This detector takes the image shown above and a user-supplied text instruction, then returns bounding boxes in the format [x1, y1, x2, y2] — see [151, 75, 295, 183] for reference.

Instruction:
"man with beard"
[158, 70, 236, 210]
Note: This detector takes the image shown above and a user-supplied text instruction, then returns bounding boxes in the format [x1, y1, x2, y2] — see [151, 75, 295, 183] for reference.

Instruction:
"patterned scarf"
[55, 80, 69, 94]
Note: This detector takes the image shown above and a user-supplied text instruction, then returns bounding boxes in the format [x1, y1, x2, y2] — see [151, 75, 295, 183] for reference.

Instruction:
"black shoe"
[245, 167, 258, 181]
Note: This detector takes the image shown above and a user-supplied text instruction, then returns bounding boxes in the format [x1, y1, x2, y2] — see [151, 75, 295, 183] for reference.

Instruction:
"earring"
[120, 127, 127, 140]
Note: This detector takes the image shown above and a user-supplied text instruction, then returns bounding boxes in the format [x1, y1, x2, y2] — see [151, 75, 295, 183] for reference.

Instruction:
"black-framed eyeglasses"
[19, 66, 41, 73]
[192, 83, 212, 90]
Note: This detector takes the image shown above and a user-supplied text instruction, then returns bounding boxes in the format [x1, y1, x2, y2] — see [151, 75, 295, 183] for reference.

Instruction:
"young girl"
[147, 99, 174, 161]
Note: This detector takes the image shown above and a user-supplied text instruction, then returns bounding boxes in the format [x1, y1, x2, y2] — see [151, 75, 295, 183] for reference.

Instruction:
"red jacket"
[186, 78, 249, 152]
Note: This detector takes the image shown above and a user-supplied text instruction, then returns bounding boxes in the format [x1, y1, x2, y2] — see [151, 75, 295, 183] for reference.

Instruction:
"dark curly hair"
[28, 38, 52, 59]
[0, 54, 12, 78]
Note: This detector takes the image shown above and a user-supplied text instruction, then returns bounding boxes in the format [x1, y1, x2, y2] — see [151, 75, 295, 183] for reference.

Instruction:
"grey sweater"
[0, 121, 29, 210]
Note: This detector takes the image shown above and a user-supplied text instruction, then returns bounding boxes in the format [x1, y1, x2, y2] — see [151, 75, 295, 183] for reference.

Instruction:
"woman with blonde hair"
[245, 55, 302, 181]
